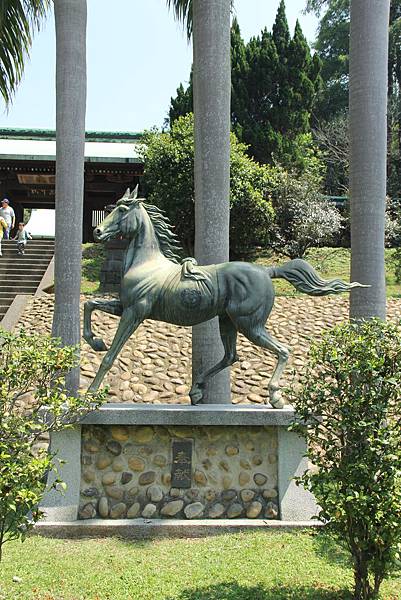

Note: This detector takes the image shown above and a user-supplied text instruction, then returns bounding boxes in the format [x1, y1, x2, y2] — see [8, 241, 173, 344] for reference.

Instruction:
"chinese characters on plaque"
[171, 439, 193, 488]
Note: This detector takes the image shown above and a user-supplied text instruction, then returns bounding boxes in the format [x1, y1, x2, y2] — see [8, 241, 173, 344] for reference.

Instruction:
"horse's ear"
[117, 188, 131, 206]
[129, 185, 139, 200]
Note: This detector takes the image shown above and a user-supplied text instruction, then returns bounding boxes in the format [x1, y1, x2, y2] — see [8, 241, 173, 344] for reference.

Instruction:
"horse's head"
[93, 186, 143, 242]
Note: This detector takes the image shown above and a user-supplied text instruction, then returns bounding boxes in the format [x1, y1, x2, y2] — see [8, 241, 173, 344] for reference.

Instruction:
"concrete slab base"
[40, 403, 318, 528]
[34, 517, 322, 540]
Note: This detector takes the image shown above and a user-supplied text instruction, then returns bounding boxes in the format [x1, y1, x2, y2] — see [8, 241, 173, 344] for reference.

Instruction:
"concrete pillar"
[349, 0, 390, 320]
[41, 427, 82, 522]
[277, 427, 318, 521]
[192, 0, 231, 404]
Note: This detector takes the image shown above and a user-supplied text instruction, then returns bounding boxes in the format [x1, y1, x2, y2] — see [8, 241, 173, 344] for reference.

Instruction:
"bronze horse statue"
[84, 187, 363, 407]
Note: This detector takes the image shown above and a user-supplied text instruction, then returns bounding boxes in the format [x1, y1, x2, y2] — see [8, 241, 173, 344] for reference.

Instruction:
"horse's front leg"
[83, 298, 123, 352]
[88, 305, 143, 393]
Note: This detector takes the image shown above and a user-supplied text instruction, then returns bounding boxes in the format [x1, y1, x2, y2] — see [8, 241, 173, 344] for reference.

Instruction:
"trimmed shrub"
[289, 320, 401, 600]
[0, 329, 105, 560]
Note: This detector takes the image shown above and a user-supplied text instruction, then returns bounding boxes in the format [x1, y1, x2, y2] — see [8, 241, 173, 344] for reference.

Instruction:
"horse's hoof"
[189, 387, 203, 405]
[92, 338, 107, 352]
[269, 389, 285, 409]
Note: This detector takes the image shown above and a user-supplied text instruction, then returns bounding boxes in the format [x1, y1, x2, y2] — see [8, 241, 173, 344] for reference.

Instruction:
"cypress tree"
[272, 0, 290, 57]
[287, 20, 322, 133]
[230, 17, 248, 140]
[169, 71, 193, 125]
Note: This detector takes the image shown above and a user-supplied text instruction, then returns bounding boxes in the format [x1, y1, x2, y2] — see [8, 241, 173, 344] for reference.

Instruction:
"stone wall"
[79, 424, 279, 520]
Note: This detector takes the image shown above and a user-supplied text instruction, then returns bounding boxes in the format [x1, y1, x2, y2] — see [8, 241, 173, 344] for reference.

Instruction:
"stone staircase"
[0, 239, 55, 322]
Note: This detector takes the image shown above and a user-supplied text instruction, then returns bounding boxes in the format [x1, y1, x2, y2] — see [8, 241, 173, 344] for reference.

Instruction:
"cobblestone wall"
[79, 424, 279, 520]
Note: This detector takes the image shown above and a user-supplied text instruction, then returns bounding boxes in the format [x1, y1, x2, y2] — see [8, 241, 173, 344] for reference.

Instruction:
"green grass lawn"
[81, 243, 106, 294]
[0, 531, 400, 600]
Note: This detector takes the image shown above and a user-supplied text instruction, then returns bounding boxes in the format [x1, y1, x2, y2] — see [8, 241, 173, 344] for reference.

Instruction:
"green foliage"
[0, 0, 51, 104]
[168, 73, 193, 127]
[140, 113, 275, 258]
[290, 320, 401, 599]
[168, 3, 321, 168]
[309, 1, 401, 196]
[0, 329, 106, 560]
[308, 1, 401, 120]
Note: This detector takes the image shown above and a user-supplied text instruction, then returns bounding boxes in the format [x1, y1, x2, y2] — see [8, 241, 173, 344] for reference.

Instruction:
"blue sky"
[0, 0, 318, 133]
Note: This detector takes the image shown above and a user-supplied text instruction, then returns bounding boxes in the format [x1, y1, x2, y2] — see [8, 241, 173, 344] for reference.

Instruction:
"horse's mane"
[142, 202, 183, 263]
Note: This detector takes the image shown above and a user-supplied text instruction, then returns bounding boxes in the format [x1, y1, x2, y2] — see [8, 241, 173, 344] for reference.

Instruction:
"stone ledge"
[80, 403, 296, 427]
[34, 517, 322, 539]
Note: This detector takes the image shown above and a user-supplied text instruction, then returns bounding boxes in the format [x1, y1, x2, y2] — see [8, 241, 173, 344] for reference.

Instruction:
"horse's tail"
[267, 258, 368, 297]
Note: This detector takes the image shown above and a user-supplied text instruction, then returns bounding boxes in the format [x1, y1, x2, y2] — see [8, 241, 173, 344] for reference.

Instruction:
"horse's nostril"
[93, 228, 101, 239]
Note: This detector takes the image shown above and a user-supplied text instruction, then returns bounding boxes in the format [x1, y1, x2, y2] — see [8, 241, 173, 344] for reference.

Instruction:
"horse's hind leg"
[236, 318, 289, 408]
[84, 298, 123, 351]
[190, 315, 238, 405]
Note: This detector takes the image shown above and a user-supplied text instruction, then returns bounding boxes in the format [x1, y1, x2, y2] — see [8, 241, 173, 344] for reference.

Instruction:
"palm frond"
[166, 0, 234, 41]
[0, 0, 51, 105]
[166, 0, 193, 40]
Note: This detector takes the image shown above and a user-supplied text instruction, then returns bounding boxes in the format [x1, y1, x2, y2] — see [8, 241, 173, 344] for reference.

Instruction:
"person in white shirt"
[0, 198, 15, 239]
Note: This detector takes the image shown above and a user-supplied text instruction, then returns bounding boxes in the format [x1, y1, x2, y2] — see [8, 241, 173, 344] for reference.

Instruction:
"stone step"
[0, 268, 46, 276]
[0, 248, 55, 253]
[0, 299, 13, 308]
[0, 285, 38, 293]
[0, 239, 54, 325]
[0, 257, 52, 263]
[1, 243, 54, 251]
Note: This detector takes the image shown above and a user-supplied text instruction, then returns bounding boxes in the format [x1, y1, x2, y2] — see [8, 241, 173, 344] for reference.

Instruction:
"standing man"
[0, 198, 15, 239]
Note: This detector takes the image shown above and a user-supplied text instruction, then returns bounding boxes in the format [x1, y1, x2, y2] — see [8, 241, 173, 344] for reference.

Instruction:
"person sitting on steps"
[13, 222, 32, 255]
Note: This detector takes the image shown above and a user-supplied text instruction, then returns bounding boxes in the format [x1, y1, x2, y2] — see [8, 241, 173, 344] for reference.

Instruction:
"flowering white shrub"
[272, 168, 343, 258]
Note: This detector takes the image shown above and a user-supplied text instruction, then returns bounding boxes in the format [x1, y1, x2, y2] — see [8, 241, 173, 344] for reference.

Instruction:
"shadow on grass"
[164, 582, 352, 600]
[311, 530, 351, 570]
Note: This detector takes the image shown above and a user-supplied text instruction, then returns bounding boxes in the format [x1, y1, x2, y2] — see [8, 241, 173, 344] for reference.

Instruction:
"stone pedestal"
[39, 404, 317, 535]
[99, 240, 128, 293]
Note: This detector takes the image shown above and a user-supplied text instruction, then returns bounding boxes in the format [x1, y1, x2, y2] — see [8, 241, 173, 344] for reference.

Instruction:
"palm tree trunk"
[52, 0, 87, 394]
[349, 0, 390, 320]
[192, 0, 231, 404]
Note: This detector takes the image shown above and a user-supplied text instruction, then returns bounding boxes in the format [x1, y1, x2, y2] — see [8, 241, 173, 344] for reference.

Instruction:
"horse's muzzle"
[93, 227, 102, 241]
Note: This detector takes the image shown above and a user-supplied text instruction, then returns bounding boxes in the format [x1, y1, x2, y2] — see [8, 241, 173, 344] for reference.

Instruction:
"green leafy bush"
[289, 320, 401, 600]
[0, 329, 105, 560]
[140, 113, 275, 258]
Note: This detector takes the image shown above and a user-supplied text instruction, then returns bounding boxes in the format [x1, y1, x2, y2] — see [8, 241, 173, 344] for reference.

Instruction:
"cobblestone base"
[79, 424, 279, 520]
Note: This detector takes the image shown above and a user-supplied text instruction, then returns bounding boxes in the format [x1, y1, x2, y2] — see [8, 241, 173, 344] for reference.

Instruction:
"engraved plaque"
[171, 439, 193, 488]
